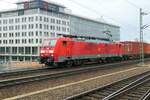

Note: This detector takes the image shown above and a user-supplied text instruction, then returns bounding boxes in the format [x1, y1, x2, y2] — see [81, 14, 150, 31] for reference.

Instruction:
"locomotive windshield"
[43, 39, 57, 46]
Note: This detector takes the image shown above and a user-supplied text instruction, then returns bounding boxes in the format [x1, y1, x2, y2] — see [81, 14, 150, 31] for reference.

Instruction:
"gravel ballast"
[5, 66, 150, 100]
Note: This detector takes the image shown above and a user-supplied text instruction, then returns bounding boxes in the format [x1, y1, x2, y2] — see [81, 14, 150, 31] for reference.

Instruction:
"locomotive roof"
[57, 34, 110, 42]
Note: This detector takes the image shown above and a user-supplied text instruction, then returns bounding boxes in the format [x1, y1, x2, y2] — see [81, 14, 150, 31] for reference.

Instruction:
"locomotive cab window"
[63, 41, 67, 46]
[43, 39, 57, 46]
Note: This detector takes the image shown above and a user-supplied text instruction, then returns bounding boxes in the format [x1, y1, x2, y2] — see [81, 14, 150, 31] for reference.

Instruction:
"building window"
[3, 33, 7, 37]
[28, 24, 34, 29]
[40, 16, 42, 21]
[62, 21, 66, 25]
[28, 39, 31, 44]
[67, 22, 70, 26]
[12, 47, 17, 54]
[18, 10, 24, 16]
[18, 25, 20, 30]
[40, 24, 42, 29]
[62, 27, 66, 32]
[47, 18, 49, 22]
[40, 31, 42, 36]
[19, 47, 24, 54]
[16, 18, 20, 23]
[51, 18, 55, 23]
[12, 40, 14, 44]
[44, 17, 46, 22]
[9, 40, 11, 44]
[44, 24, 46, 29]
[28, 17, 34, 22]
[9, 33, 11, 37]
[22, 32, 27, 37]
[47, 25, 49, 30]
[15, 39, 17, 44]
[40, 39, 42, 43]
[36, 16, 38, 21]
[36, 31, 38, 36]
[9, 19, 14, 24]
[32, 47, 38, 54]
[67, 28, 70, 32]
[25, 47, 31, 54]
[36, 24, 38, 28]
[3, 19, 8, 24]
[53, 26, 55, 30]
[22, 17, 27, 22]
[3, 26, 8, 31]
[36, 39, 38, 44]
[50, 25, 53, 30]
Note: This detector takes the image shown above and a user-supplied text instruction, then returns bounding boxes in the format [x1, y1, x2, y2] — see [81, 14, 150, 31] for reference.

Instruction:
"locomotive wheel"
[74, 60, 82, 66]
[65, 61, 73, 67]
[53, 63, 59, 67]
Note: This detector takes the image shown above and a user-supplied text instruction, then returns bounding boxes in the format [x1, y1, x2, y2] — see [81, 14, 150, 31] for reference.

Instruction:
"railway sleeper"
[100, 90, 114, 94]
[131, 91, 146, 95]
[104, 88, 117, 92]
[96, 92, 111, 96]
[119, 96, 139, 100]
[89, 93, 103, 98]
[125, 93, 142, 97]
[82, 96, 98, 100]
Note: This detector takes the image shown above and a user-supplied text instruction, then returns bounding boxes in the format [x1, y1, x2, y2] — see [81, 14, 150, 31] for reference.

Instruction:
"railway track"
[0, 63, 106, 80]
[0, 59, 147, 88]
[0, 67, 55, 80]
[65, 71, 150, 100]
[0, 58, 150, 81]
[103, 73, 150, 100]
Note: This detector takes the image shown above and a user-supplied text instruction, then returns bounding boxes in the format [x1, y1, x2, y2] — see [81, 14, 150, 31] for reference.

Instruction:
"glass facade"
[70, 15, 120, 42]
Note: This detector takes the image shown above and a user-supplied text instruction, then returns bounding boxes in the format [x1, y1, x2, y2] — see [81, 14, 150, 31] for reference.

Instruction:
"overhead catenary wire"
[69, 0, 121, 26]
[124, 0, 140, 9]
[1, 0, 16, 4]
[123, 0, 150, 13]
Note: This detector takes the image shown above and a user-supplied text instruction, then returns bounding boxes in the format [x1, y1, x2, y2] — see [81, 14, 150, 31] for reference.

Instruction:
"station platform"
[0, 61, 44, 72]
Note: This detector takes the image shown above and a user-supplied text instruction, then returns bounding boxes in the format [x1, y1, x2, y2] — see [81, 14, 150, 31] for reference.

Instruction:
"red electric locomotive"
[40, 34, 123, 66]
[40, 34, 150, 67]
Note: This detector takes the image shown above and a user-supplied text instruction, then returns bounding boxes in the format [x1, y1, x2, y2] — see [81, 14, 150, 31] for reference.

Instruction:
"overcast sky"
[1, 0, 150, 42]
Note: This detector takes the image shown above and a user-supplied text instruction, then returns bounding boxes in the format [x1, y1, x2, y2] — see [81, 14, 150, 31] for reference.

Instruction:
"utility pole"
[139, 8, 144, 65]
[139, 8, 149, 66]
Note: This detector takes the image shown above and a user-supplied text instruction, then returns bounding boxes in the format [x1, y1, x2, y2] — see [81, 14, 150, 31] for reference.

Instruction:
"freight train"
[40, 34, 150, 67]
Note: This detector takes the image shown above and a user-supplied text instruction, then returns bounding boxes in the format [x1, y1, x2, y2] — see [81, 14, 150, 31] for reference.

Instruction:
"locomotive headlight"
[41, 50, 45, 53]
[49, 50, 54, 53]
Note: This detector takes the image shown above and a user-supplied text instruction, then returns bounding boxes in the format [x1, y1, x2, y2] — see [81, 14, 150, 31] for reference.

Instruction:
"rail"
[0, 59, 146, 88]
[65, 71, 150, 100]
[102, 73, 150, 100]
[140, 90, 150, 100]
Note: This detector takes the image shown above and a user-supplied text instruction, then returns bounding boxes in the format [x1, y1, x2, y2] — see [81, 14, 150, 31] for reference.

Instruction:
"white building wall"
[0, 10, 70, 61]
